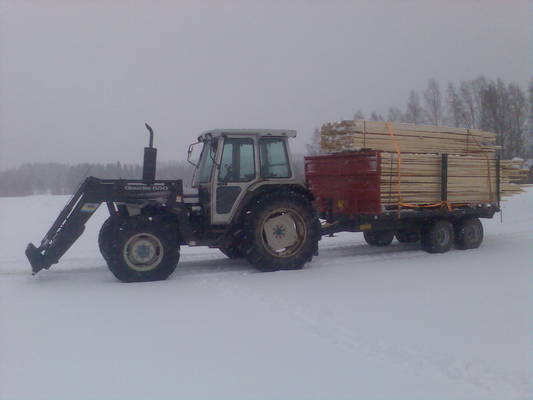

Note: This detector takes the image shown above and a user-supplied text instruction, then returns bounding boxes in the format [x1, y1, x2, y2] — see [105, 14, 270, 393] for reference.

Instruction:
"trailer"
[305, 151, 499, 253]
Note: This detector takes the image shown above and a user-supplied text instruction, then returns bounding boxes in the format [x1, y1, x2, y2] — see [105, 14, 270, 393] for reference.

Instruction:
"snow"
[1, 190, 531, 400]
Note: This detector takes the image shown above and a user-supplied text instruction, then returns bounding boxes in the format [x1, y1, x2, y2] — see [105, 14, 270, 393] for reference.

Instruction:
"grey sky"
[0, 0, 530, 170]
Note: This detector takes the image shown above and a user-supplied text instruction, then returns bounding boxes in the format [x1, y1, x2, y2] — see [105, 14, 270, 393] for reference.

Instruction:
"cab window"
[259, 138, 291, 178]
[197, 139, 217, 184]
[218, 138, 256, 182]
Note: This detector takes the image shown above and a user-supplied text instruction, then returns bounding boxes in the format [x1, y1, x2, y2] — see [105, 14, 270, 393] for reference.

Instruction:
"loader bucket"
[25, 243, 51, 275]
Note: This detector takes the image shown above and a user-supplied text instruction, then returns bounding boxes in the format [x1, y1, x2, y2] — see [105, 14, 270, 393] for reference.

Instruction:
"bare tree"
[506, 83, 527, 158]
[353, 110, 365, 120]
[404, 91, 425, 124]
[306, 128, 322, 155]
[446, 82, 467, 127]
[369, 112, 384, 121]
[459, 76, 490, 129]
[480, 79, 509, 155]
[459, 81, 478, 128]
[387, 106, 404, 122]
[528, 80, 533, 158]
[423, 78, 443, 125]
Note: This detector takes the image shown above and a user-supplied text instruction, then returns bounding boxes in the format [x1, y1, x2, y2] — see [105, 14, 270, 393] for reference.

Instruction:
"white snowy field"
[0, 190, 531, 400]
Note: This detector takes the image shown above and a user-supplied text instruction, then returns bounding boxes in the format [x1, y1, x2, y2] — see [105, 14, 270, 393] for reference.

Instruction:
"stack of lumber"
[320, 120, 527, 206]
[321, 120, 498, 155]
[380, 153, 524, 205]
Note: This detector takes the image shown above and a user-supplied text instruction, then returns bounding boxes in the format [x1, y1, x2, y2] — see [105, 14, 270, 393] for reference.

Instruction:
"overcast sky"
[0, 0, 530, 170]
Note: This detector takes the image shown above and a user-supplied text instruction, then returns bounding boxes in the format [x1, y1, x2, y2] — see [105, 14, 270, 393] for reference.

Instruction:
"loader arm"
[26, 177, 181, 274]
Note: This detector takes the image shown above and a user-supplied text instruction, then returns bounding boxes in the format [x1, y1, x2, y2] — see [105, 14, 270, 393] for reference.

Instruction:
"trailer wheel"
[98, 217, 116, 262]
[106, 218, 179, 282]
[242, 192, 320, 272]
[421, 219, 454, 254]
[395, 228, 420, 243]
[454, 217, 483, 250]
[363, 230, 394, 246]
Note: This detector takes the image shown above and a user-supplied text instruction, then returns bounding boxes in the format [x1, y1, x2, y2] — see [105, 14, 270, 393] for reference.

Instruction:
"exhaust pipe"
[142, 123, 157, 182]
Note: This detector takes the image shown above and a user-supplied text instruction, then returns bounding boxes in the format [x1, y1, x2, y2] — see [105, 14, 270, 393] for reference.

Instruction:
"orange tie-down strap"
[384, 122, 454, 212]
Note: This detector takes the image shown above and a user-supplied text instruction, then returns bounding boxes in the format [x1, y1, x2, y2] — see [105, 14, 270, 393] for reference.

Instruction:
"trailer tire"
[454, 217, 483, 250]
[98, 217, 116, 262]
[363, 230, 394, 246]
[421, 219, 454, 254]
[395, 228, 420, 243]
[106, 218, 179, 282]
[242, 192, 320, 272]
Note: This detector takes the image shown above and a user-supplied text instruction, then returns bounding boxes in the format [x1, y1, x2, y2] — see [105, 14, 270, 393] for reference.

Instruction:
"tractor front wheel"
[98, 217, 116, 262]
[106, 218, 179, 282]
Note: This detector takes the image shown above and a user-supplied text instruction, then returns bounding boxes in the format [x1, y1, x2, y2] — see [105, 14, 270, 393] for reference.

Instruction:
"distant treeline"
[0, 156, 307, 197]
[0, 161, 195, 197]
[308, 76, 533, 161]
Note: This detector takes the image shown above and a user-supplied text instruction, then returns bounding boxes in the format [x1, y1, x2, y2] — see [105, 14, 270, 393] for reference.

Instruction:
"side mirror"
[187, 142, 200, 167]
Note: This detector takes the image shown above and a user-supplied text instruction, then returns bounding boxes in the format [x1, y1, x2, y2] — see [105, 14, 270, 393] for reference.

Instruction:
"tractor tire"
[454, 217, 483, 250]
[363, 230, 394, 246]
[98, 217, 116, 262]
[395, 227, 421, 243]
[421, 219, 454, 254]
[242, 192, 320, 272]
[219, 244, 244, 259]
[106, 217, 179, 282]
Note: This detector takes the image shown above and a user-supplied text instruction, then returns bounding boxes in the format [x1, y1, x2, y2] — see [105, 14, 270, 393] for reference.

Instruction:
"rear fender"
[230, 182, 314, 227]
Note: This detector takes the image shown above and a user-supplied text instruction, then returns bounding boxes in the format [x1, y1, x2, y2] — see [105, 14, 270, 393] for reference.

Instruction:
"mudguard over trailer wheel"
[454, 217, 483, 250]
[242, 193, 320, 272]
[421, 219, 454, 254]
[363, 230, 394, 246]
[106, 218, 179, 282]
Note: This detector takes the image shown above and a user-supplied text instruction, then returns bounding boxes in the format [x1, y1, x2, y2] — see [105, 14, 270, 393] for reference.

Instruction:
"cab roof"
[198, 129, 297, 141]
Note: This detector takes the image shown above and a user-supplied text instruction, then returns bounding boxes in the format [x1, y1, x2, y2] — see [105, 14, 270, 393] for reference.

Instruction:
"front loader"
[26, 125, 320, 282]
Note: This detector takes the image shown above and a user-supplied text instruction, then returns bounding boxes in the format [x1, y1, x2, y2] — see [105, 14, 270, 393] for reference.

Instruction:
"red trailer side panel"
[304, 151, 381, 216]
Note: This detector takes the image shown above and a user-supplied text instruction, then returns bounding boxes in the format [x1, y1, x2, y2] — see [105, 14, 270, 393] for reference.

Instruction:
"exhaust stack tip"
[145, 123, 154, 148]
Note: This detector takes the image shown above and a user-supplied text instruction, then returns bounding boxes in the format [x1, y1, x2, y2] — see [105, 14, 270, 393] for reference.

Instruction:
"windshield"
[196, 139, 217, 184]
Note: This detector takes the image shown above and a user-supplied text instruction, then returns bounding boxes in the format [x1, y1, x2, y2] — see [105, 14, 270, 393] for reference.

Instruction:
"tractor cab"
[188, 129, 299, 225]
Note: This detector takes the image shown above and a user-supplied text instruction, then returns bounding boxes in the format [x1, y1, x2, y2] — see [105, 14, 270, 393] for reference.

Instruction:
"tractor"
[26, 125, 321, 282]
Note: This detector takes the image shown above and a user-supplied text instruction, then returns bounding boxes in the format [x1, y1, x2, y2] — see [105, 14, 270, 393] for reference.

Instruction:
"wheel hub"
[123, 233, 164, 272]
[264, 214, 298, 251]
[436, 229, 449, 246]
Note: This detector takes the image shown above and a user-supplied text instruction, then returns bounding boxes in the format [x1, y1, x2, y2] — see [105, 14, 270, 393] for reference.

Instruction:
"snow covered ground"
[0, 190, 531, 400]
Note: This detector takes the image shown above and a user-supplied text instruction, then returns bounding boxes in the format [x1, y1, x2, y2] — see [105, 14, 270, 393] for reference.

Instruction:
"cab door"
[211, 136, 257, 225]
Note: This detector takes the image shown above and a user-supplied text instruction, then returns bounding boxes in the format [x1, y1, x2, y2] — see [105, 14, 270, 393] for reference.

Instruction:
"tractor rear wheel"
[106, 217, 179, 282]
[363, 230, 394, 246]
[242, 193, 320, 272]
